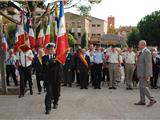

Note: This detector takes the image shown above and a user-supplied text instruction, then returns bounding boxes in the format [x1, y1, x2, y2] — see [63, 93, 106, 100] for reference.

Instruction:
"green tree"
[78, 5, 91, 16]
[137, 10, 160, 49]
[81, 33, 87, 48]
[67, 33, 76, 47]
[127, 29, 141, 48]
[120, 40, 128, 49]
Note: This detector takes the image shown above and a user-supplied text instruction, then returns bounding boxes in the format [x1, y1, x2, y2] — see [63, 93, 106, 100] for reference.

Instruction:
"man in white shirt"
[108, 47, 120, 89]
[123, 46, 136, 90]
[17, 44, 34, 98]
[5, 49, 18, 86]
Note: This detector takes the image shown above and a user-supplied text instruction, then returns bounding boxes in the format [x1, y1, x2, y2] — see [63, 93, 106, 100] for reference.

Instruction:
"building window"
[78, 32, 81, 38]
[92, 24, 96, 27]
[97, 24, 101, 27]
[97, 34, 101, 36]
[77, 21, 81, 28]
[72, 22, 75, 27]
[92, 34, 96, 36]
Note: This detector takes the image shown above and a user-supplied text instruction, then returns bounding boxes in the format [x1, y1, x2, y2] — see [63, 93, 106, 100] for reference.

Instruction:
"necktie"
[50, 54, 52, 60]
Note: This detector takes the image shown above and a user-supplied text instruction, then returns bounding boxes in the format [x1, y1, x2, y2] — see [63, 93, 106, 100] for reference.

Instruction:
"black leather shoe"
[18, 95, 24, 98]
[112, 87, 117, 89]
[62, 84, 67, 87]
[45, 110, 50, 115]
[30, 91, 33, 95]
[134, 102, 146, 105]
[109, 87, 112, 89]
[53, 104, 58, 109]
[147, 100, 157, 107]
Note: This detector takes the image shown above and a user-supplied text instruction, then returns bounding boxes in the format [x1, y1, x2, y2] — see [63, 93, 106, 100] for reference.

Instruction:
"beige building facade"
[65, 12, 107, 46]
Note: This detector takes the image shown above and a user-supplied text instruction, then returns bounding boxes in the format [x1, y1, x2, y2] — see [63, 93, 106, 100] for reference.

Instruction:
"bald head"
[138, 40, 147, 50]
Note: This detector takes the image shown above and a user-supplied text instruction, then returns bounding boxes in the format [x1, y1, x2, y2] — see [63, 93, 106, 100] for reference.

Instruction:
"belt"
[109, 63, 118, 64]
[125, 63, 135, 65]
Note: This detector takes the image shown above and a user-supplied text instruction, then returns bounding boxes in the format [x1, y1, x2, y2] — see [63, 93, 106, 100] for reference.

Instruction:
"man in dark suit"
[150, 50, 160, 89]
[63, 47, 74, 87]
[135, 40, 156, 107]
[33, 48, 45, 94]
[77, 48, 90, 89]
[42, 43, 61, 115]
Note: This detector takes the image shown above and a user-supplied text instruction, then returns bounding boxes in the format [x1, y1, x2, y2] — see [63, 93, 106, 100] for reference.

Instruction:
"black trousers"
[64, 69, 72, 86]
[80, 70, 88, 88]
[102, 68, 110, 82]
[90, 65, 94, 85]
[19, 66, 32, 96]
[6, 65, 18, 86]
[45, 81, 61, 111]
[150, 69, 159, 88]
[76, 70, 80, 85]
[71, 68, 75, 82]
[92, 63, 102, 88]
[36, 74, 43, 93]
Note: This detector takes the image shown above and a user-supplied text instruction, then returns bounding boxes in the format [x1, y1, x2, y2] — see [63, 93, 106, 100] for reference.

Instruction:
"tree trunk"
[0, 24, 8, 94]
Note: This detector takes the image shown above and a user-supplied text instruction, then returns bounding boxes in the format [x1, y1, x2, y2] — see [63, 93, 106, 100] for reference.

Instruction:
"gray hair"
[139, 40, 147, 46]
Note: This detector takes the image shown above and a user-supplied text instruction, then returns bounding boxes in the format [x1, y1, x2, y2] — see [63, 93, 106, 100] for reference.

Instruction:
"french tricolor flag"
[2, 33, 8, 52]
[28, 17, 35, 49]
[18, 12, 26, 46]
[56, 0, 68, 64]
[44, 15, 50, 48]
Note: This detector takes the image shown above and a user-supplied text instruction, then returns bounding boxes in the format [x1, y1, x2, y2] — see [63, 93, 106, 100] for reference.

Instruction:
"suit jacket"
[33, 55, 43, 76]
[42, 54, 61, 83]
[64, 53, 74, 71]
[137, 48, 152, 78]
[77, 54, 90, 72]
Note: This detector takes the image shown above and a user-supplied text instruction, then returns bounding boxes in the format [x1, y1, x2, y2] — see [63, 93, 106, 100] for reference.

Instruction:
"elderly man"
[92, 45, 104, 89]
[108, 47, 120, 89]
[123, 46, 136, 90]
[135, 40, 156, 107]
[5, 49, 18, 86]
[77, 48, 90, 89]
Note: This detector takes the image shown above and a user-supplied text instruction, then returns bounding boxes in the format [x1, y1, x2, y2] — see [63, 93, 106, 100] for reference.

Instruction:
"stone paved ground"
[0, 81, 160, 120]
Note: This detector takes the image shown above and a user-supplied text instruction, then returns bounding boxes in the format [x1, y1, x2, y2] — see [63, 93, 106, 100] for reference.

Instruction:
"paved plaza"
[0, 80, 160, 120]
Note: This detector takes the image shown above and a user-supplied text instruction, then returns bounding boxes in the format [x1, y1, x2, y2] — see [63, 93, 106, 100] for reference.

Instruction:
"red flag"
[2, 33, 8, 52]
[56, 1, 69, 64]
[18, 13, 25, 46]
[28, 17, 35, 49]
[37, 28, 44, 48]
[44, 16, 50, 48]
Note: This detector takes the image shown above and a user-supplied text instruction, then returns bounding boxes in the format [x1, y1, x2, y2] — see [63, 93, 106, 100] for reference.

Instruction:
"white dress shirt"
[108, 51, 119, 63]
[17, 50, 34, 67]
[124, 51, 136, 64]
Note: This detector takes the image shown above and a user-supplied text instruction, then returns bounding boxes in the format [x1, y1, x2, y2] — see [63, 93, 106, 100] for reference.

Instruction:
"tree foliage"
[127, 28, 141, 48]
[81, 33, 87, 48]
[67, 33, 76, 47]
[137, 10, 160, 48]
[78, 5, 91, 16]
[107, 26, 116, 34]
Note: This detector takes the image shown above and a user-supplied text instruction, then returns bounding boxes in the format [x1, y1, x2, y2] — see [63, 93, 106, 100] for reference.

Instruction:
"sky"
[64, 0, 160, 28]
